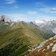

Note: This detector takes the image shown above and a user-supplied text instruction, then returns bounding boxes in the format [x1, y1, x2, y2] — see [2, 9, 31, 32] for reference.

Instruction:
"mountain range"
[0, 15, 56, 56]
[34, 19, 56, 34]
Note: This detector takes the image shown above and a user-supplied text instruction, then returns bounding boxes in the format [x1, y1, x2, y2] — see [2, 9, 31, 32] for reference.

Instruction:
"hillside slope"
[0, 21, 45, 56]
[28, 35, 56, 56]
[0, 21, 55, 56]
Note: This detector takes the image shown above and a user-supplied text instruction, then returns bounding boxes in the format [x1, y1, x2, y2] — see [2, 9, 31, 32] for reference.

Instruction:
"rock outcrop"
[27, 35, 56, 56]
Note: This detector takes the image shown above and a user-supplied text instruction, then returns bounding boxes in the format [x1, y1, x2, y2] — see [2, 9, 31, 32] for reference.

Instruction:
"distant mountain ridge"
[34, 19, 56, 34]
[0, 15, 56, 56]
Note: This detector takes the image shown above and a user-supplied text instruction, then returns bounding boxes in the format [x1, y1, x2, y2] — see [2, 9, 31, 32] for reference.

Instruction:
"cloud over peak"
[5, 0, 16, 4]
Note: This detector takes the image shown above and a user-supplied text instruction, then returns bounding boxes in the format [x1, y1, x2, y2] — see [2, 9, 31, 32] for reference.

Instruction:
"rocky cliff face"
[27, 35, 56, 56]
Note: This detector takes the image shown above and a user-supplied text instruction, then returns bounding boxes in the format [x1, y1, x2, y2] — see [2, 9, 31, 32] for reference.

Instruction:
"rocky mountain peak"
[0, 15, 11, 23]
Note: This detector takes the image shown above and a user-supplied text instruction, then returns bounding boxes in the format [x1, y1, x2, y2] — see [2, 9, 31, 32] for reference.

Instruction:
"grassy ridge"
[0, 28, 30, 56]
[0, 22, 46, 56]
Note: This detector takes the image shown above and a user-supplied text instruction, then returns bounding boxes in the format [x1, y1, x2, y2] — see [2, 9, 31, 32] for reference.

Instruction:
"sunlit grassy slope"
[0, 21, 54, 56]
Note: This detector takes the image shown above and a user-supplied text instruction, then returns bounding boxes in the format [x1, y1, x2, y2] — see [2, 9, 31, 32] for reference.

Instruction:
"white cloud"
[4, 10, 56, 22]
[5, 0, 16, 4]
[50, 8, 56, 13]
[4, 12, 38, 22]
[36, 2, 56, 14]
[5, 14, 28, 22]
[35, 16, 56, 23]
[35, 20, 45, 24]
[14, 5, 19, 8]
[36, 2, 47, 8]
[5, 0, 19, 8]
[40, 7, 56, 14]
[27, 11, 37, 15]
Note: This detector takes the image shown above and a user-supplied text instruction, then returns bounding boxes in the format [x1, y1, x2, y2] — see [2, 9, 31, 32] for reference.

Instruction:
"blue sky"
[0, 0, 56, 22]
